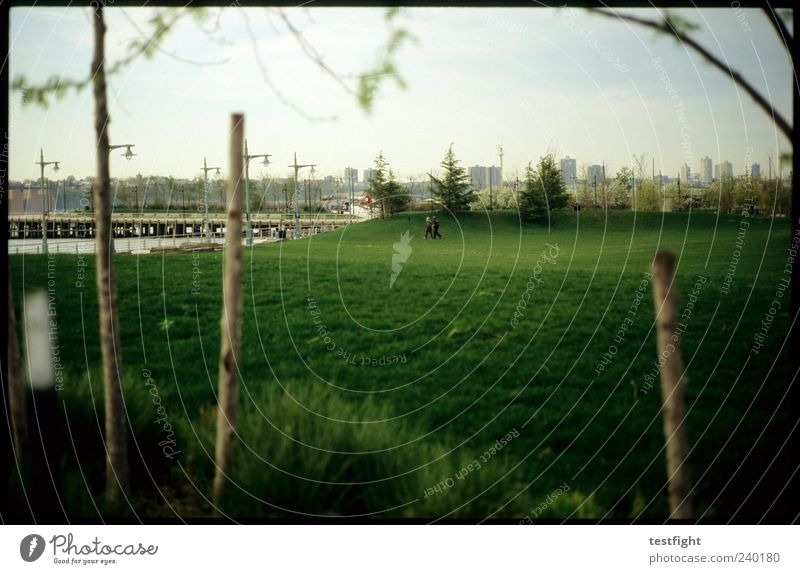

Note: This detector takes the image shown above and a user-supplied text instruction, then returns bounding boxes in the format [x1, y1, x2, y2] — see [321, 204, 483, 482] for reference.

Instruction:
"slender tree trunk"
[92, 5, 129, 509]
[213, 114, 245, 505]
[651, 251, 693, 519]
[7, 274, 28, 465]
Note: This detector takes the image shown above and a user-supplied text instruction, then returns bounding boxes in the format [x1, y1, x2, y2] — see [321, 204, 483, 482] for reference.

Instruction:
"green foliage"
[366, 152, 410, 218]
[469, 187, 517, 210]
[384, 170, 411, 215]
[357, 10, 415, 113]
[12, 8, 188, 108]
[189, 383, 438, 517]
[611, 166, 633, 208]
[519, 154, 568, 221]
[519, 161, 547, 222]
[431, 144, 474, 213]
[635, 179, 662, 211]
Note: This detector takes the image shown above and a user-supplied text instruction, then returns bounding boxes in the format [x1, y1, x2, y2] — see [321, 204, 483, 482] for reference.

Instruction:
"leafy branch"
[13, 8, 191, 107]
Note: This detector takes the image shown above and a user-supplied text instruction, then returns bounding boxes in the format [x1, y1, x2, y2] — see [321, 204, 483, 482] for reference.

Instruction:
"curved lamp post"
[242, 139, 271, 246]
[289, 153, 316, 240]
[36, 149, 60, 254]
[201, 157, 221, 243]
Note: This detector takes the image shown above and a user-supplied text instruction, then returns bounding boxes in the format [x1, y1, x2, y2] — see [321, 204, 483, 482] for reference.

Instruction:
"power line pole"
[290, 153, 315, 239]
[602, 162, 606, 207]
[498, 145, 504, 197]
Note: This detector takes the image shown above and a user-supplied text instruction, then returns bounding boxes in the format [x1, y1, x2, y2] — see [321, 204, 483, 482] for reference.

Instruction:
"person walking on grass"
[425, 216, 433, 239]
[433, 216, 442, 239]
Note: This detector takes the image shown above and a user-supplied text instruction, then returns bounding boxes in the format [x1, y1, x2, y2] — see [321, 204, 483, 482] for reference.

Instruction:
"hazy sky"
[8, 6, 794, 181]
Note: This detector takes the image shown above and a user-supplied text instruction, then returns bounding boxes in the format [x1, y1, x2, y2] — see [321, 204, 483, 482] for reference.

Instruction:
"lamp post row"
[35, 143, 323, 250]
[36, 144, 135, 254]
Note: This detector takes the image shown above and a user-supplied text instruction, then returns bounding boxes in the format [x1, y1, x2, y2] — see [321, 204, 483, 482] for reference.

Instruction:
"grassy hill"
[8, 209, 794, 520]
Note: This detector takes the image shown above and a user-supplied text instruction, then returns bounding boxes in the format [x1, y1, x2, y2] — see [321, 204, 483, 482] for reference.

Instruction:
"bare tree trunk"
[651, 251, 693, 519]
[92, 5, 129, 509]
[7, 274, 28, 465]
[213, 114, 245, 504]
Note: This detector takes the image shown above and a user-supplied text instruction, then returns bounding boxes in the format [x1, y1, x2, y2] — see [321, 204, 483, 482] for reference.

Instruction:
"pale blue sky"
[8, 6, 793, 181]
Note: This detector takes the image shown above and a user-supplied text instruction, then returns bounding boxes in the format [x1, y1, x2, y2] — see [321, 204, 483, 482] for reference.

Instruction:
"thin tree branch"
[762, 6, 793, 55]
[275, 7, 355, 96]
[240, 9, 336, 123]
[120, 8, 230, 67]
[594, 9, 792, 141]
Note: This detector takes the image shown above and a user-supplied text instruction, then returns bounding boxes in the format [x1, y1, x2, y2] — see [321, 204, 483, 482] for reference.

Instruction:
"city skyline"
[8, 6, 792, 181]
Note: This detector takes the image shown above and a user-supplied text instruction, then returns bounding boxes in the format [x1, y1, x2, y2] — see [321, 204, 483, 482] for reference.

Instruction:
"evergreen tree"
[383, 169, 411, 215]
[368, 151, 390, 218]
[431, 144, 474, 213]
[519, 161, 547, 221]
[519, 153, 568, 222]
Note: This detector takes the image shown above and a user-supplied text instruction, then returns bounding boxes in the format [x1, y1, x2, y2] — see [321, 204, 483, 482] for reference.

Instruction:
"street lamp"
[36, 148, 60, 254]
[109, 144, 136, 161]
[202, 157, 221, 243]
[242, 139, 271, 246]
[289, 153, 316, 240]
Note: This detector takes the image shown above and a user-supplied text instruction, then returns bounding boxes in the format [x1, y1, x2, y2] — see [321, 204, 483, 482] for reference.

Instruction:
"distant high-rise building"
[488, 166, 500, 187]
[469, 165, 489, 189]
[699, 156, 713, 185]
[751, 163, 761, 179]
[680, 163, 691, 184]
[469, 165, 501, 189]
[715, 161, 733, 181]
[363, 168, 378, 183]
[344, 167, 358, 183]
[588, 164, 604, 184]
[559, 156, 577, 185]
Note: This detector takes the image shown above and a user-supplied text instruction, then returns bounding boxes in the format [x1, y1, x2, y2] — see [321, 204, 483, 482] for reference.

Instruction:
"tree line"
[366, 144, 569, 222]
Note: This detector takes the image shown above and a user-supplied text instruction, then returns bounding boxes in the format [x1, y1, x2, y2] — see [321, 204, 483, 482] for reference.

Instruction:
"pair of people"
[425, 216, 441, 239]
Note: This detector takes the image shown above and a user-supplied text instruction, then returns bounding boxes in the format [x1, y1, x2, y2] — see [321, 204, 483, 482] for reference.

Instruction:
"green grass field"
[8, 209, 794, 520]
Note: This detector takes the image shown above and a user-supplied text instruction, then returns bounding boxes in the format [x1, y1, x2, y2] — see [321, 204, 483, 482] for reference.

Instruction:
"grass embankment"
[8, 209, 794, 520]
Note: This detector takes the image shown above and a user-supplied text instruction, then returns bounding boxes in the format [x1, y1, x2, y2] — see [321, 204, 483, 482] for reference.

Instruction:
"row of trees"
[421, 145, 569, 222]
[578, 166, 792, 215]
[363, 144, 570, 223]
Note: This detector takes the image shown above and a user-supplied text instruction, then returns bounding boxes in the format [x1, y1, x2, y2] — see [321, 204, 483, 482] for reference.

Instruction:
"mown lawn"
[8, 209, 794, 520]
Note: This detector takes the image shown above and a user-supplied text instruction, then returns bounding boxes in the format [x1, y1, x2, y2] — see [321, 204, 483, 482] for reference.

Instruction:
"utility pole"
[202, 157, 221, 243]
[602, 162, 606, 207]
[498, 145, 504, 197]
[489, 178, 493, 211]
[36, 149, 60, 254]
[242, 139, 271, 246]
[289, 153, 316, 239]
[592, 175, 597, 207]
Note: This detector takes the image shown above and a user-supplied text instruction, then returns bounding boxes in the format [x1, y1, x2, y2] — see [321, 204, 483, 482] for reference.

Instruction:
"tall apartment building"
[588, 164, 604, 184]
[559, 156, 577, 185]
[680, 163, 691, 184]
[469, 165, 501, 189]
[750, 163, 761, 179]
[363, 168, 378, 183]
[344, 167, 358, 183]
[699, 156, 713, 185]
[715, 161, 733, 181]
